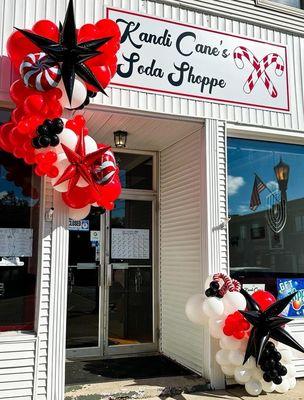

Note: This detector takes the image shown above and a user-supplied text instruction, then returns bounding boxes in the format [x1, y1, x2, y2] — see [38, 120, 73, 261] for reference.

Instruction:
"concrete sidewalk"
[144, 380, 304, 400]
[65, 379, 304, 400]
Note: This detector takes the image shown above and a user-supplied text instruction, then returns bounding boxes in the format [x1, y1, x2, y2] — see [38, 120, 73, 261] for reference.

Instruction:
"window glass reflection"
[0, 151, 40, 331]
[228, 138, 304, 296]
[116, 153, 153, 190]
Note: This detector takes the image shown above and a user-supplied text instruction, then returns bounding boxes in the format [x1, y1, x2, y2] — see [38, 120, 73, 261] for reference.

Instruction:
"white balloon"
[58, 78, 87, 109]
[59, 128, 78, 150]
[289, 377, 297, 389]
[202, 297, 224, 318]
[245, 379, 262, 396]
[84, 135, 98, 154]
[222, 291, 247, 314]
[234, 366, 252, 384]
[228, 349, 245, 366]
[281, 348, 293, 364]
[261, 380, 275, 393]
[209, 319, 224, 339]
[286, 364, 296, 379]
[51, 154, 69, 192]
[68, 205, 91, 221]
[275, 379, 290, 393]
[221, 364, 235, 377]
[220, 335, 241, 350]
[244, 356, 256, 370]
[215, 349, 230, 366]
[185, 294, 208, 326]
[251, 366, 263, 381]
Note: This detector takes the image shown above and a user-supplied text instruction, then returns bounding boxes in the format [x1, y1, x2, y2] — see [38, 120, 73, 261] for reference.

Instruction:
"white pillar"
[201, 119, 228, 389]
[47, 191, 69, 400]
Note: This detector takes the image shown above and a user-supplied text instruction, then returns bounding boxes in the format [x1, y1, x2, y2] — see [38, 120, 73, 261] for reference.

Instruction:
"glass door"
[66, 210, 105, 358]
[66, 150, 158, 358]
[104, 196, 157, 356]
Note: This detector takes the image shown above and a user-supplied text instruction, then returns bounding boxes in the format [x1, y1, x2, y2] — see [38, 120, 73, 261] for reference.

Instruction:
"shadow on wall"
[0, 55, 19, 102]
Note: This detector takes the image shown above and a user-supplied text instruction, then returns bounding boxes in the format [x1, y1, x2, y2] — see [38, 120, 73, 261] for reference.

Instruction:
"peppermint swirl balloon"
[93, 150, 117, 185]
[20, 52, 61, 91]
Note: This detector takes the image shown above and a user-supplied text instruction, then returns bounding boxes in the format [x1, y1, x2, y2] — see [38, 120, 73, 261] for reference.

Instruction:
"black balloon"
[16, 0, 112, 104]
[240, 289, 304, 366]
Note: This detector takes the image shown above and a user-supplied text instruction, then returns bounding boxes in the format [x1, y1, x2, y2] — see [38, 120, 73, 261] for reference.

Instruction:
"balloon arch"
[0, 0, 121, 220]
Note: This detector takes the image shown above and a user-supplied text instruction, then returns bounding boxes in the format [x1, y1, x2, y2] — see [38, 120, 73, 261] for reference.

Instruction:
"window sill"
[0, 331, 36, 342]
[256, 0, 304, 17]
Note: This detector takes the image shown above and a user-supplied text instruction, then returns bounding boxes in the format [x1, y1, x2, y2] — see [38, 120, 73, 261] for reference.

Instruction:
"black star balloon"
[16, 0, 112, 103]
[240, 288, 304, 366]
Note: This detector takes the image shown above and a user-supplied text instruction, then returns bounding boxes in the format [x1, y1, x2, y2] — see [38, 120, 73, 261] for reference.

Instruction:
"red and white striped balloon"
[93, 149, 117, 185]
[20, 52, 61, 91]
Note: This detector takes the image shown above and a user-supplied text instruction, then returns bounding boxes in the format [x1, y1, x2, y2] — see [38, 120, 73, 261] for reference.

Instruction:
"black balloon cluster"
[74, 90, 97, 110]
[259, 342, 287, 385]
[205, 281, 222, 298]
[32, 118, 64, 149]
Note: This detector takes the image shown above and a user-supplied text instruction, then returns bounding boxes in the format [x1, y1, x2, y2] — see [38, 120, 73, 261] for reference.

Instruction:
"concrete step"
[65, 375, 209, 399]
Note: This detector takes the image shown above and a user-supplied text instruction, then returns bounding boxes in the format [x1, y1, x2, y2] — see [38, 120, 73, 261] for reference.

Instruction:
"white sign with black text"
[107, 8, 289, 111]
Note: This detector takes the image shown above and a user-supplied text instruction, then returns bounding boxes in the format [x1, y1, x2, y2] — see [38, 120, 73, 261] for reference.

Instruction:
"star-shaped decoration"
[240, 288, 304, 366]
[16, 0, 112, 103]
[54, 129, 110, 192]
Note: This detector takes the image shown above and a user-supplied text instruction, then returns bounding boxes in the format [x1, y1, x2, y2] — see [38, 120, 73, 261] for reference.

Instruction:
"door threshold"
[66, 350, 159, 362]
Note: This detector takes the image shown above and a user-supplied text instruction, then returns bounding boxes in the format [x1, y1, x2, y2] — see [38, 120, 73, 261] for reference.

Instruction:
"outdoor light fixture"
[266, 157, 290, 233]
[113, 130, 128, 148]
[274, 157, 290, 200]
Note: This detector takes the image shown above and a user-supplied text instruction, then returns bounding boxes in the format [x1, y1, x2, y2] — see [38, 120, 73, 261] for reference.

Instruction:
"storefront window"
[272, 0, 302, 7]
[228, 137, 304, 297]
[116, 153, 153, 190]
[0, 139, 40, 331]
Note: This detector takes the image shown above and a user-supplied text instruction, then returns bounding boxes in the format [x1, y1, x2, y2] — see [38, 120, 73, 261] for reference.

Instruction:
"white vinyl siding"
[160, 129, 204, 373]
[0, 0, 303, 132]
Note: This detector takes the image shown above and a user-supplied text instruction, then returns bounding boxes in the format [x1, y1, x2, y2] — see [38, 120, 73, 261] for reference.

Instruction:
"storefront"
[1, 0, 304, 399]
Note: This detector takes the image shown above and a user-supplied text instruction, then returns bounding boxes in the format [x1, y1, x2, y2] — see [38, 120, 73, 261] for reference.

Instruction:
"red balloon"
[9, 127, 26, 147]
[78, 24, 98, 42]
[44, 151, 57, 164]
[47, 166, 59, 178]
[6, 30, 39, 70]
[24, 95, 45, 114]
[85, 66, 111, 91]
[95, 19, 121, 40]
[62, 186, 93, 209]
[32, 20, 59, 41]
[9, 79, 35, 105]
[11, 107, 24, 124]
[252, 290, 276, 311]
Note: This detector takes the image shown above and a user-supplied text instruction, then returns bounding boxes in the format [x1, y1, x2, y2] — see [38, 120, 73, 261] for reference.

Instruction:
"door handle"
[107, 264, 113, 287]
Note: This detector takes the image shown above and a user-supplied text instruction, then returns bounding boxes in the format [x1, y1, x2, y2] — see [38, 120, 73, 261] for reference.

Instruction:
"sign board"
[0, 228, 33, 257]
[242, 283, 265, 296]
[277, 278, 304, 318]
[107, 8, 289, 111]
[111, 228, 150, 259]
[90, 230, 100, 242]
[68, 219, 89, 231]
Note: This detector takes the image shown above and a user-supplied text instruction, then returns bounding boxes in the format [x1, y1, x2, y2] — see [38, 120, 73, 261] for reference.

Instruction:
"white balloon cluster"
[185, 274, 298, 396]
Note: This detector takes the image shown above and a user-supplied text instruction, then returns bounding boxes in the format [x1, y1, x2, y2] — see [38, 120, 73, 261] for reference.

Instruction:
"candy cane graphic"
[234, 46, 284, 98]
[213, 273, 241, 297]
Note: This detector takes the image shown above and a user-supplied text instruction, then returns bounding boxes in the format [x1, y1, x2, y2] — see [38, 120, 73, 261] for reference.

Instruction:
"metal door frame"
[103, 191, 158, 357]
[66, 149, 159, 359]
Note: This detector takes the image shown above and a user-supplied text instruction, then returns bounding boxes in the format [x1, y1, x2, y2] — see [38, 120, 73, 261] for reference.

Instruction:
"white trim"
[256, 0, 304, 17]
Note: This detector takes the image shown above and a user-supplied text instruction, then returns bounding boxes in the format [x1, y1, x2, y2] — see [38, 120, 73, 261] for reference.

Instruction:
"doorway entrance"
[66, 151, 158, 358]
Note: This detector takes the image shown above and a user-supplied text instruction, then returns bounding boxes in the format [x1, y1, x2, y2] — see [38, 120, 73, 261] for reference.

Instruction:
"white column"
[47, 191, 69, 400]
[201, 119, 228, 389]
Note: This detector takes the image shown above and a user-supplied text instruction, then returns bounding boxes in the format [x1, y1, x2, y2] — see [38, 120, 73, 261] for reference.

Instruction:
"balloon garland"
[0, 0, 122, 219]
[186, 273, 304, 396]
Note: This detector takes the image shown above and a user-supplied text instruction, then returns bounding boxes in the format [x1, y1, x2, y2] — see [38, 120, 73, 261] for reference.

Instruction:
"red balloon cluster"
[252, 290, 276, 311]
[6, 17, 120, 93]
[78, 19, 120, 91]
[223, 311, 251, 340]
[0, 80, 62, 176]
[66, 115, 89, 136]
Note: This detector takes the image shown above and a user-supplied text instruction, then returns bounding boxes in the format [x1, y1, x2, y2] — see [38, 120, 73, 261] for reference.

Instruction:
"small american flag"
[250, 175, 267, 211]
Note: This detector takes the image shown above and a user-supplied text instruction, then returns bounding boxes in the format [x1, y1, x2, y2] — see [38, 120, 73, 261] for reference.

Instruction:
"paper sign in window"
[0, 228, 33, 257]
[111, 228, 150, 259]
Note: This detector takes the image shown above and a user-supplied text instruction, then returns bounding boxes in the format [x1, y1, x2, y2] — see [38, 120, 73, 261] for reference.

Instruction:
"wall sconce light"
[113, 130, 128, 148]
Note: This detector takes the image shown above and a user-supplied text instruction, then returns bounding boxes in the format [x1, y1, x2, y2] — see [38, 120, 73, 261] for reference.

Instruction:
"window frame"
[256, 0, 304, 17]
[0, 108, 43, 335]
